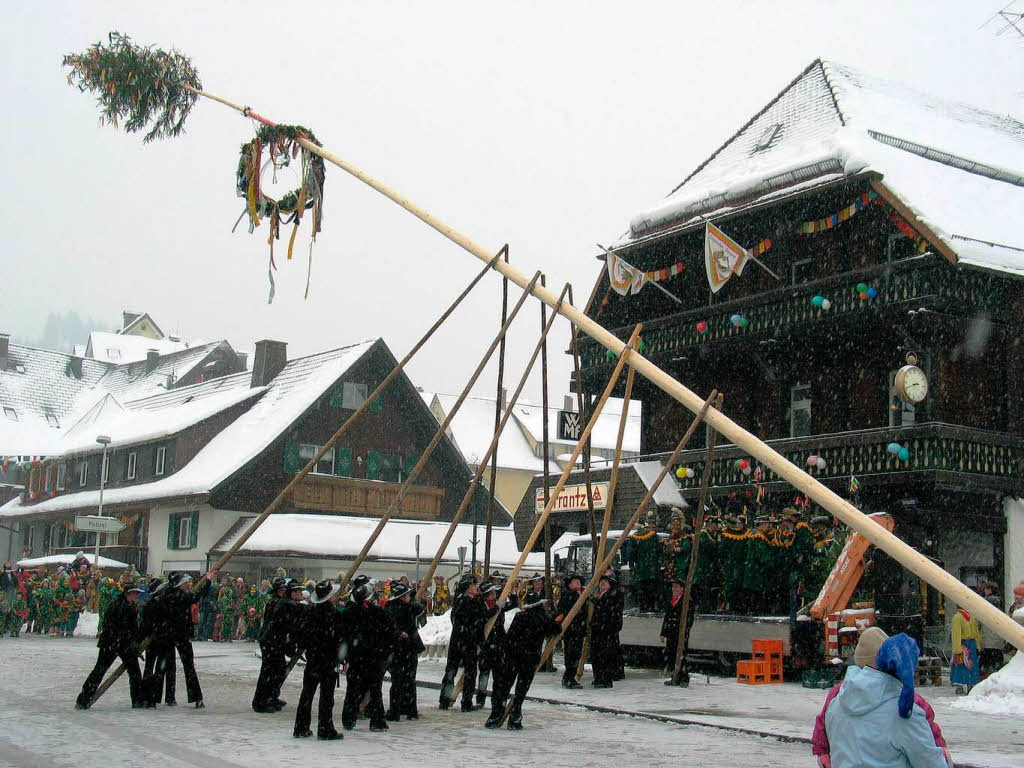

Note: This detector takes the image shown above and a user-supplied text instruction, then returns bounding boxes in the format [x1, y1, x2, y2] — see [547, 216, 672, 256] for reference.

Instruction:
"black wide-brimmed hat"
[522, 593, 549, 609]
[388, 583, 413, 601]
[479, 581, 499, 595]
[147, 578, 166, 595]
[310, 580, 341, 604]
[168, 571, 192, 589]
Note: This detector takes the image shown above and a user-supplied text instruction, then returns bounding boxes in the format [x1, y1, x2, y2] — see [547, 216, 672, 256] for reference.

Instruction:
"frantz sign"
[535, 482, 609, 515]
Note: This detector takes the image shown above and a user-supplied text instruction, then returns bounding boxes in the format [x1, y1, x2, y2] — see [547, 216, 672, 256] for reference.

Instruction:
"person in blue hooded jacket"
[824, 633, 947, 768]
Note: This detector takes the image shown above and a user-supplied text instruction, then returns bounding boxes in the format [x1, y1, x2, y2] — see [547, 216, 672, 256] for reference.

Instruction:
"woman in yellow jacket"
[950, 605, 982, 694]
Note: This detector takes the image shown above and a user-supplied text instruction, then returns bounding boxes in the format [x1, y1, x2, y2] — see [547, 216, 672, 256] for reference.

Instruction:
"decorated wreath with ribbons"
[235, 124, 326, 300]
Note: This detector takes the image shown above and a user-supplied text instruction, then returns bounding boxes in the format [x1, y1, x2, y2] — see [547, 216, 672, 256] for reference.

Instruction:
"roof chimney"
[251, 340, 287, 388]
[563, 395, 575, 412]
[236, 352, 248, 371]
[0, 334, 8, 371]
[145, 349, 160, 374]
[122, 311, 141, 330]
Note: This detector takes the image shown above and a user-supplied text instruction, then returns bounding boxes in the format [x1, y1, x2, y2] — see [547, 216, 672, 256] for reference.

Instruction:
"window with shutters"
[374, 452, 409, 483]
[341, 382, 368, 409]
[168, 510, 199, 550]
[299, 444, 335, 475]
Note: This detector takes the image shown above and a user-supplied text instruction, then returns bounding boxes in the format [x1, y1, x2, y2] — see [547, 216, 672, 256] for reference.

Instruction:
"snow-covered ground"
[0, 634, 1019, 768]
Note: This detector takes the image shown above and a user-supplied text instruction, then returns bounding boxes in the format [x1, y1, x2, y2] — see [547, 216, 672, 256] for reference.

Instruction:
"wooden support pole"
[499, 391, 717, 723]
[453, 328, 639, 702]
[340, 271, 541, 587]
[85, 252, 504, 707]
[541, 275, 552, 602]
[412, 286, 571, 604]
[596, 327, 642, 569]
[184, 86, 1024, 652]
[672, 392, 723, 686]
[482, 246, 510, 579]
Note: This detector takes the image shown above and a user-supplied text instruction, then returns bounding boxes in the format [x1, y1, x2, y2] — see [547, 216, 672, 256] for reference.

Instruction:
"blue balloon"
[730, 314, 742, 325]
[866, 287, 878, 299]
[887, 442, 901, 454]
[897, 447, 910, 461]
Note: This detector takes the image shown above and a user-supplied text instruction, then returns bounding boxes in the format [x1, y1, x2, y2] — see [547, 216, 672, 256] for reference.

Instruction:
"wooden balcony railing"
[633, 422, 1024, 498]
[578, 255, 1017, 372]
[290, 474, 445, 520]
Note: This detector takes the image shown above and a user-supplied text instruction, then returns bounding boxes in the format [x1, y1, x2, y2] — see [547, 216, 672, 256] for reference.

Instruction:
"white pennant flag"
[606, 248, 649, 296]
[704, 222, 750, 293]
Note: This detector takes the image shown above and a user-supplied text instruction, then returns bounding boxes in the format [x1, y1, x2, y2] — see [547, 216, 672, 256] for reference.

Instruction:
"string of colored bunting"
[798, 189, 880, 234]
[596, 236, 773, 317]
[596, 189, 930, 318]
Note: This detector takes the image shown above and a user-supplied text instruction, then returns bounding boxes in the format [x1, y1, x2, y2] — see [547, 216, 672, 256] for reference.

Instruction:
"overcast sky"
[2, 1, 1020, 405]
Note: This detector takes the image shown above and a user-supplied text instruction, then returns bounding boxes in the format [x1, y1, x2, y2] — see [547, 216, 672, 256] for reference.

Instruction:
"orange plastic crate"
[736, 659, 769, 685]
[752, 638, 784, 661]
[767, 658, 783, 683]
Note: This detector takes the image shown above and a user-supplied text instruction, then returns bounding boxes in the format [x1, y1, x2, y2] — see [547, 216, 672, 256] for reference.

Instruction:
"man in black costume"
[75, 583, 145, 709]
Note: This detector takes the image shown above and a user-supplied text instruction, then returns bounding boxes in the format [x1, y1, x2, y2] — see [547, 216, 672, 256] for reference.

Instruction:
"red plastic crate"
[752, 638, 784, 662]
[736, 659, 769, 685]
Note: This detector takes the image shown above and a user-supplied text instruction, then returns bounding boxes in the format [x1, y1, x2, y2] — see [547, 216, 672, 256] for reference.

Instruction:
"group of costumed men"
[76, 569, 216, 710]
[623, 503, 830, 621]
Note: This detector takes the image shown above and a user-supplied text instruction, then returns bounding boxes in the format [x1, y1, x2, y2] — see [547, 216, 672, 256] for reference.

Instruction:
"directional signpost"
[74, 516, 125, 534]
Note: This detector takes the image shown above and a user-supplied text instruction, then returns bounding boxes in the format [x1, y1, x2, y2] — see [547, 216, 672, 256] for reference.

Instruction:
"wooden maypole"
[62, 34, 1024, 653]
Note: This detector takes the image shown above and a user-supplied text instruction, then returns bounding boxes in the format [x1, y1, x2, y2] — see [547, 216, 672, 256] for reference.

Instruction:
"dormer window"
[46, 413, 59, 428]
[752, 122, 783, 154]
[3, 406, 16, 421]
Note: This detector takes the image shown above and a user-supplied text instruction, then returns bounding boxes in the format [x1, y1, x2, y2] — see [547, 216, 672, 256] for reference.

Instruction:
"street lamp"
[95, 435, 111, 567]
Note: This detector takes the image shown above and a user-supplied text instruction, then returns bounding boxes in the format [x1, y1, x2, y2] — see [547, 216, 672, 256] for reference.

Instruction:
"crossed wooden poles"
[87, 79, 1024, 707]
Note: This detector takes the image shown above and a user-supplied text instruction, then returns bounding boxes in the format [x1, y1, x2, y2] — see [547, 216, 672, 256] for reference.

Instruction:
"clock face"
[899, 365, 928, 403]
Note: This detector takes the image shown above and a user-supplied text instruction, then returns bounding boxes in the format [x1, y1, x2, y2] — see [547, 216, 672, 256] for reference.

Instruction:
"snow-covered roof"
[430, 393, 558, 474]
[85, 331, 189, 364]
[511, 398, 642, 454]
[427, 393, 641, 473]
[0, 340, 241, 457]
[17, 553, 129, 569]
[0, 340, 378, 518]
[621, 59, 1024, 275]
[210, 512, 575, 571]
[628, 459, 686, 508]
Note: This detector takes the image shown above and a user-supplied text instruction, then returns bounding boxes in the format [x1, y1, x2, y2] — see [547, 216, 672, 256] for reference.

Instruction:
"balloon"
[887, 442, 901, 454]
[730, 314, 742, 326]
[733, 459, 742, 469]
[898, 447, 910, 461]
[739, 316, 750, 328]
[639, 339, 648, 352]
[741, 466, 752, 476]
[821, 299, 832, 310]
[856, 282, 868, 293]
[696, 321, 708, 333]
[815, 457, 827, 470]
[676, 467, 686, 479]
[605, 349, 615, 360]
[866, 287, 877, 299]
[687, 468, 695, 478]
[812, 295, 824, 308]
[806, 455, 818, 467]
[738, 459, 750, 470]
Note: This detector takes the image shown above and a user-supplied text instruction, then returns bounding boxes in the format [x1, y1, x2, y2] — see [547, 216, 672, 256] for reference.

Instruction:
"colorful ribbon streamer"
[799, 190, 879, 234]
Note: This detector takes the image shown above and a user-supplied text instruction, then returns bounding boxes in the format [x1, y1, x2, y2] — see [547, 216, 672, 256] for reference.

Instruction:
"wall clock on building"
[894, 355, 928, 404]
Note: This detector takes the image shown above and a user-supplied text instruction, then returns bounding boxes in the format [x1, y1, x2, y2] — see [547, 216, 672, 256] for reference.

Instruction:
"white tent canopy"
[17, 553, 129, 570]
